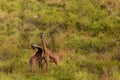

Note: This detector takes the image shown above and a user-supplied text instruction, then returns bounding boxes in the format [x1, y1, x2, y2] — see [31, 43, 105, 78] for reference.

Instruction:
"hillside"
[0, 0, 120, 80]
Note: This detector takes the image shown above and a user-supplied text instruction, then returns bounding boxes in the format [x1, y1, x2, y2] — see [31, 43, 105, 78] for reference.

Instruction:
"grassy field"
[0, 0, 120, 80]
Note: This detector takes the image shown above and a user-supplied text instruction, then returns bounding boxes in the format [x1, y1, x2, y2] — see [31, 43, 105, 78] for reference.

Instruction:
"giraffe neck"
[41, 38, 47, 55]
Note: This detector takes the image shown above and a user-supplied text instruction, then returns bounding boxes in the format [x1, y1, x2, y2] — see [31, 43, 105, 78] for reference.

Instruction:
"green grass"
[0, 0, 120, 80]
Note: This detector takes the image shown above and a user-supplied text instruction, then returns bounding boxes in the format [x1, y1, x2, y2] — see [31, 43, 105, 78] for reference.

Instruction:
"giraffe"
[29, 45, 43, 72]
[40, 33, 59, 70]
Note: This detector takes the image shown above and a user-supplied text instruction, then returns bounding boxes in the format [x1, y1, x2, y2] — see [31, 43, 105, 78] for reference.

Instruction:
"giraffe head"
[31, 44, 39, 50]
[40, 33, 44, 39]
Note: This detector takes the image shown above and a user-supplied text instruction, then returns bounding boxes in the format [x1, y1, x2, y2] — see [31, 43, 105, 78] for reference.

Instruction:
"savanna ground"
[0, 0, 120, 80]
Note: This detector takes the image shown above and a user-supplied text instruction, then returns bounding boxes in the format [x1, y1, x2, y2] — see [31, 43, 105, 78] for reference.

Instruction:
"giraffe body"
[40, 33, 59, 70]
[29, 45, 43, 72]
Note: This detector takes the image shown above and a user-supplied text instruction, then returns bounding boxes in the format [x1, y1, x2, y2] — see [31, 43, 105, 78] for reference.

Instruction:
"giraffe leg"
[39, 58, 42, 71]
[32, 62, 36, 73]
[46, 61, 48, 71]
[42, 59, 46, 69]
[45, 56, 49, 71]
[30, 58, 36, 73]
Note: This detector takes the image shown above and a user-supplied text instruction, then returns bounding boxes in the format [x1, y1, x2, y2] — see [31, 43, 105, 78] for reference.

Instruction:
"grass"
[0, 0, 120, 80]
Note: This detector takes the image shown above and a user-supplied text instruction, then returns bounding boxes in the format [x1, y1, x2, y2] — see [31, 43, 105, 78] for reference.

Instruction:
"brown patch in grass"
[57, 49, 71, 60]
[97, 53, 111, 61]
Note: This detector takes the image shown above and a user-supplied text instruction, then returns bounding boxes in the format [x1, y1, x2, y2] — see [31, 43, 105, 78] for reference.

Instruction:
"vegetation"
[0, 0, 120, 80]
